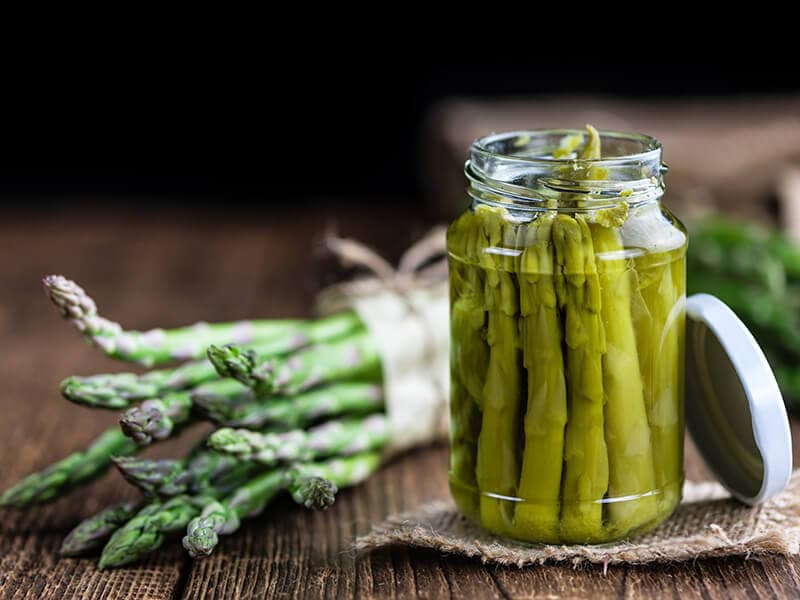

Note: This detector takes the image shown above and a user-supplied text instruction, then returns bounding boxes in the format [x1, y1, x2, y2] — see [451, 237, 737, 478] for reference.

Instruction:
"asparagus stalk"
[635, 246, 686, 514]
[43, 275, 330, 367]
[181, 468, 336, 559]
[113, 451, 257, 498]
[447, 210, 488, 517]
[209, 330, 382, 396]
[113, 456, 192, 497]
[474, 204, 522, 535]
[512, 216, 568, 541]
[207, 414, 391, 465]
[552, 214, 609, 541]
[182, 452, 381, 558]
[560, 125, 657, 536]
[60, 316, 367, 410]
[0, 428, 138, 508]
[181, 470, 288, 558]
[119, 392, 193, 446]
[60, 501, 141, 556]
[591, 221, 659, 535]
[191, 380, 384, 429]
[99, 494, 214, 569]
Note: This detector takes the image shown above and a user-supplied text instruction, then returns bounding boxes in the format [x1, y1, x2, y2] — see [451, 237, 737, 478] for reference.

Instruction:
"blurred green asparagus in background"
[687, 217, 800, 410]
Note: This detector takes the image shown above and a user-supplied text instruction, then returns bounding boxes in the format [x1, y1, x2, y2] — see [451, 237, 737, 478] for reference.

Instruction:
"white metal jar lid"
[685, 294, 793, 505]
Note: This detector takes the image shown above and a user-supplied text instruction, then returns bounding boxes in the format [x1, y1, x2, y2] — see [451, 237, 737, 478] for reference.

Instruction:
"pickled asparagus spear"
[447, 210, 488, 515]
[591, 222, 659, 534]
[572, 124, 657, 535]
[635, 248, 686, 513]
[449, 212, 490, 402]
[513, 216, 568, 541]
[474, 204, 522, 534]
[552, 214, 609, 541]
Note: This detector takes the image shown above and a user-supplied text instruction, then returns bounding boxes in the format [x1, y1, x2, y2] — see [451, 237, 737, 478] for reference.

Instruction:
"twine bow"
[316, 226, 448, 314]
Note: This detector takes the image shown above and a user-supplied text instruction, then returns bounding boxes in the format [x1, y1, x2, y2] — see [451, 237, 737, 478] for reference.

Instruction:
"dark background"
[0, 64, 796, 207]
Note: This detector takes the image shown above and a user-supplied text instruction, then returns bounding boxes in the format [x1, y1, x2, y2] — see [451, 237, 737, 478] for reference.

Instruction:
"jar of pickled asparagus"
[448, 126, 688, 544]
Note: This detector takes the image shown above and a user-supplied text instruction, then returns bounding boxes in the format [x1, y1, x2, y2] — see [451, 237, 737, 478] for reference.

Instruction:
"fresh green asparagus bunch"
[447, 125, 687, 544]
[2, 272, 405, 569]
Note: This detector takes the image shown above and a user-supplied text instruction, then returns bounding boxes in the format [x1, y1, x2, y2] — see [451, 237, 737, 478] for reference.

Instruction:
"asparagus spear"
[448, 211, 490, 401]
[181, 470, 288, 558]
[207, 414, 391, 465]
[474, 204, 522, 535]
[561, 125, 657, 536]
[182, 452, 381, 558]
[591, 221, 659, 535]
[0, 428, 138, 508]
[552, 214, 609, 541]
[447, 210, 488, 517]
[119, 392, 192, 446]
[180, 469, 336, 558]
[60, 316, 367, 409]
[513, 215, 568, 541]
[113, 456, 192, 497]
[191, 380, 384, 429]
[98, 494, 214, 569]
[60, 501, 141, 556]
[634, 245, 686, 514]
[209, 330, 383, 396]
[42, 275, 326, 367]
[113, 451, 257, 498]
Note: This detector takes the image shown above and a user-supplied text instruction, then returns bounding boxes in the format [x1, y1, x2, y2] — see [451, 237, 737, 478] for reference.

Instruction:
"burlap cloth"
[356, 472, 800, 566]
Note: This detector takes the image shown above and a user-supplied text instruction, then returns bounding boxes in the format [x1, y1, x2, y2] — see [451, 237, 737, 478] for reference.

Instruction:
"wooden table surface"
[1, 203, 798, 600]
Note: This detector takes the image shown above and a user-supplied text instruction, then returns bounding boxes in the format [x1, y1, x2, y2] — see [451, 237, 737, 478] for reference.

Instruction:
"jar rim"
[470, 128, 662, 167]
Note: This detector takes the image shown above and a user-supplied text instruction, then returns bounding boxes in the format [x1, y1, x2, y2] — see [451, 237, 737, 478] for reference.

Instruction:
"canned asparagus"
[448, 127, 687, 544]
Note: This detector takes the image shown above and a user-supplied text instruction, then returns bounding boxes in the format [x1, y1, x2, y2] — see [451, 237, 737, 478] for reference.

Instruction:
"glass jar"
[447, 128, 687, 544]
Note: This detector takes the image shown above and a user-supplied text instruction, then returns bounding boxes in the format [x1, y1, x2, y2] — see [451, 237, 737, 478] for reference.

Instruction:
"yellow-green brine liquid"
[448, 126, 687, 544]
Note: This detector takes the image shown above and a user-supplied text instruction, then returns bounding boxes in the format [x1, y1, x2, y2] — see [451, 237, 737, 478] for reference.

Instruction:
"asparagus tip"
[42, 274, 97, 320]
[119, 402, 171, 446]
[207, 345, 258, 387]
[293, 476, 338, 510]
[182, 521, 219, 558]
[60, 375, 130, 409]
[206, 428, 244, 453]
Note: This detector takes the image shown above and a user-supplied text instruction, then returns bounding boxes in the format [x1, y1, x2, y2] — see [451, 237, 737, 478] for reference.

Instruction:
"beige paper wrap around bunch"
[316, 227, 450, 456]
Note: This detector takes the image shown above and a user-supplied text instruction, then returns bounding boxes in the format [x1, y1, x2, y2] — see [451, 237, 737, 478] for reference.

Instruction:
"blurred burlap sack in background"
[423, 96, 800, 238]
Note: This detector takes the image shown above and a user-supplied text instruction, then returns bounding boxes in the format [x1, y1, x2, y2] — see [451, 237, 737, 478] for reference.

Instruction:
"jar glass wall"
[447, 127, 687, 544]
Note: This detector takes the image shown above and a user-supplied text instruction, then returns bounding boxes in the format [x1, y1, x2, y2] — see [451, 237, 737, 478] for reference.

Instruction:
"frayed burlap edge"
[356, 473, 800, 566]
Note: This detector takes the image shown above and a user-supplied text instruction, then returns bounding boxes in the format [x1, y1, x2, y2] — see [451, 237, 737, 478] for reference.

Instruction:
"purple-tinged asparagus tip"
[42, 274, 97, 319]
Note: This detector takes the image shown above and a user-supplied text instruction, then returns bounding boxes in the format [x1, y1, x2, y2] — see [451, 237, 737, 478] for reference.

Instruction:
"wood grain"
[0, 204, 798, 599]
